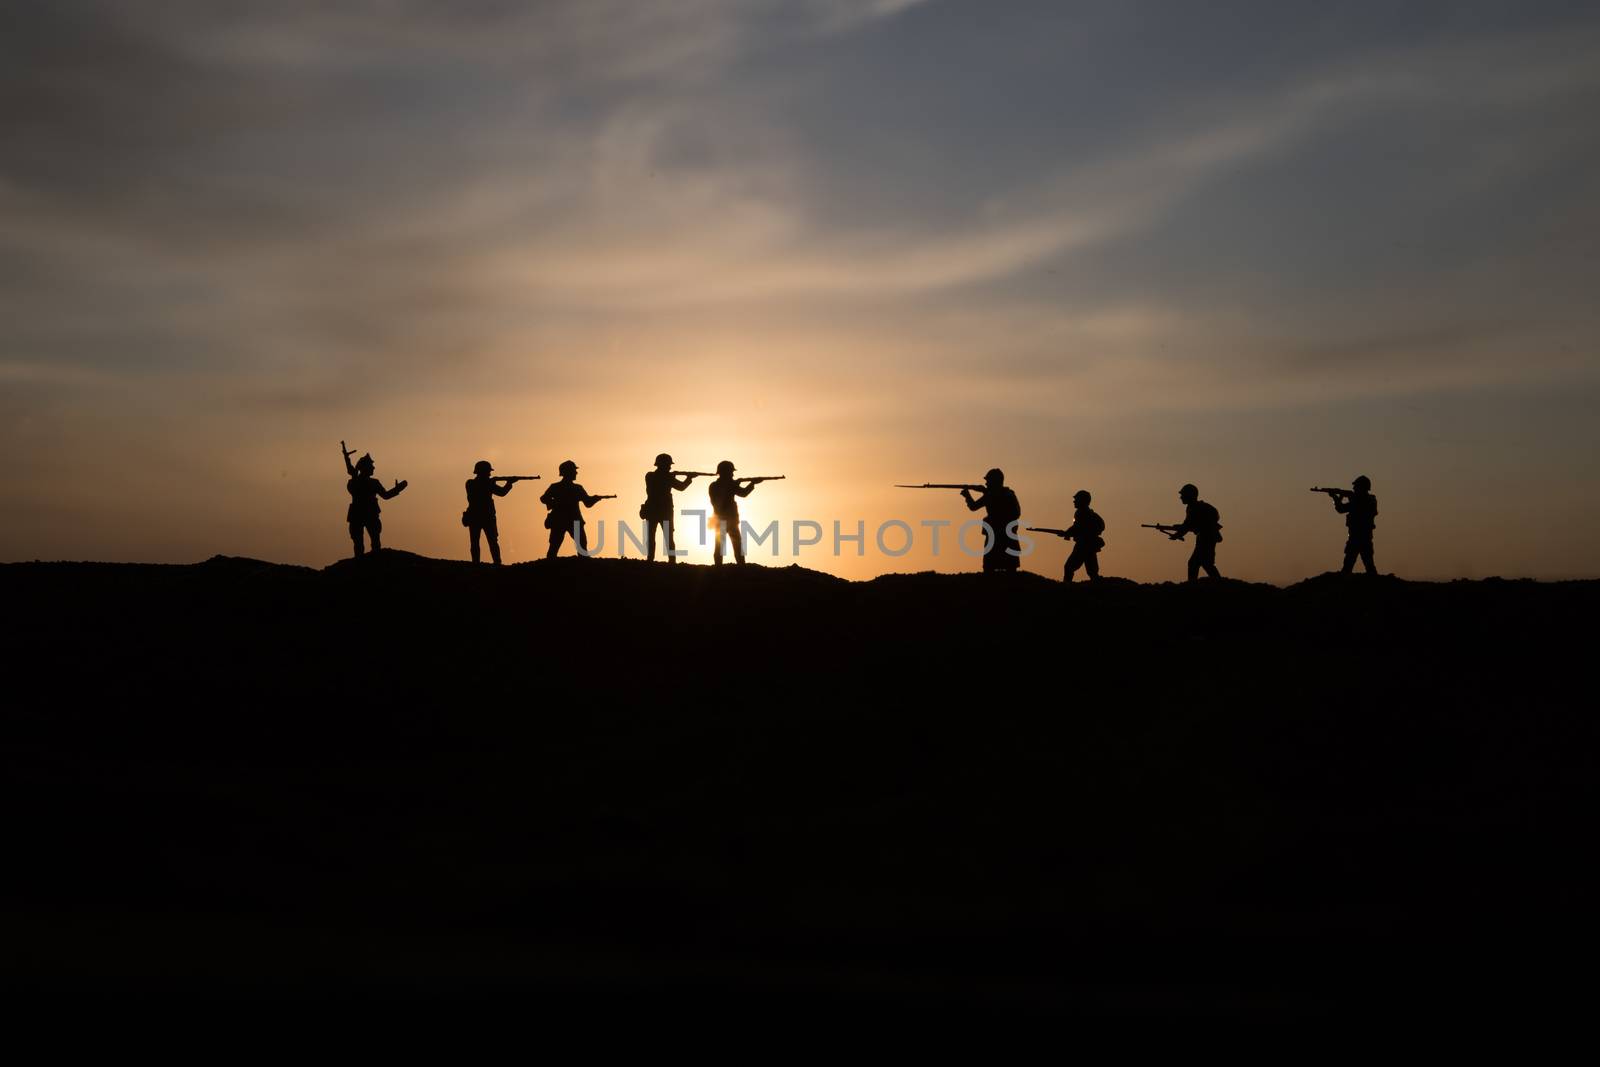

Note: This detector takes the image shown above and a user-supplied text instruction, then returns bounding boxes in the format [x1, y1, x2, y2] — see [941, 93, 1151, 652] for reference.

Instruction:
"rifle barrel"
[495, 474, 540, 480]
[895, 483, 984, 490]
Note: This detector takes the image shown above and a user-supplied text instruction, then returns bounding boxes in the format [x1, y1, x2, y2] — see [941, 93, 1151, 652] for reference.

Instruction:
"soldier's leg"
[1187, 543, 1201, 582]
[576, 522, 589, 557]
[730, 525, 745, 564]
[1085, 551, 1100, 581]
[470, 524, 482, 563]
[1360, 541, 1376, 574]
[1200, 541, 1220, 580]
[546, 527, 565, 559]
[486, 519, 501, 565]
[1342, 538, 1357, 574]
[713, 520, 725, 565]
[646, 520, 658, 562]
[1063, 545, 1084, 582]
[368, 519, 382, 553]
[350, 521, 365, 558]
[664, 521, 677, 563]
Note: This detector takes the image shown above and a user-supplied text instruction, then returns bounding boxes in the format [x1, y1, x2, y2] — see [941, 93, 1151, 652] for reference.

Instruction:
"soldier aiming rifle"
[708, 462, 784, 565]
[463, 462, 538, 565]
[642, 454, 712, 563]
[1313, 476, 1378, 575]
[899, 469, 1022, 573]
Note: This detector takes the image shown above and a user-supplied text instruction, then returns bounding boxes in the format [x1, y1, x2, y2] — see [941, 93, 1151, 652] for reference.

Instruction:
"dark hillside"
[2, 555, 1594, 1017]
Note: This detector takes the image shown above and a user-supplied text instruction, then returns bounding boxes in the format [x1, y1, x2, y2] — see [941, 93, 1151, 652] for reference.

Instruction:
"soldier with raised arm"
[959, 468, 1023, 573]
[341, 443, 407, 558]
[642, 453, 702, 563]
[540, 459, 606, 559]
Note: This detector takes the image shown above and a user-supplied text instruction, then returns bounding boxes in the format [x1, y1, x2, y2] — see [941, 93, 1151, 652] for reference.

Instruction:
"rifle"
[663, 471, 718, 478]
[590, 494, 618, 501]
[1142, 523, 1183, 539]
[1310, 486, 1352, 499]
[340, 440, 357, 474]
[492, 475, 540, 483]
[895, 483, 985, 491]
[735, 475, 785, 484]
[1024, 526, 1072, 538]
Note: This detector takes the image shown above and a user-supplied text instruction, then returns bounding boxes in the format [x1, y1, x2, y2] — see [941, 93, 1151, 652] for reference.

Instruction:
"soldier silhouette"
[464, 460, 516, 565]
[708, 460, 757, 566]
[961, 469, 1022, 573]
[642, 453, 700, 563]
[540, 460, 603, 559]
[1334, 475, 1378, 575]
[1053, 489, 1106, 582]
[1165, 483, 1223, 581]
[342, 447, 407, 558]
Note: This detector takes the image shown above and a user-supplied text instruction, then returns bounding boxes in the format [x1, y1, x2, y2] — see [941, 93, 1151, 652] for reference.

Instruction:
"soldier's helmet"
[716, 460, 736, 475]
[356, 454, 375, 473]
[1353, 475, 1372, 491]
[1074, 489, 1092, 504]
[655, 453, 673, 467]
[984, 468, 1004, 485]
[559, 459, 578, 476]
[474, 460, 493, 476]
[1179, 483, 1198, 501]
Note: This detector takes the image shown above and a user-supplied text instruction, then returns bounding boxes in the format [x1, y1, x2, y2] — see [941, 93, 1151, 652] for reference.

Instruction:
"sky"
[3, 0, 1598, 581]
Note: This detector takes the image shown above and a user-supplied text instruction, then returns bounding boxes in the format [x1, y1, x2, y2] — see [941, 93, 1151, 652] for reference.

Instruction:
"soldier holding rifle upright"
[540, 460, 614, 559]
[1312, 476, 1378, 575]
[1027, 489, 1105, 583]
[708, 461, 784, 566]
[341, 440, 407, 559]
[642, 454, 711, 563]
[464, 461, 537, 565]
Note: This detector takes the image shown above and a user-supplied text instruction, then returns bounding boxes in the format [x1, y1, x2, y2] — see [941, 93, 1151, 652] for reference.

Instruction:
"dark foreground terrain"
[2, 553, 1595, 1018]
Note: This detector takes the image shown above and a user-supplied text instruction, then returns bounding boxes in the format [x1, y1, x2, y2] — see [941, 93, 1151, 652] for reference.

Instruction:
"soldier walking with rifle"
[464, 461, 536, 565]
[540, 460, 614, 559]
[708, 461, 783, 566]
[341, 440, 408, 559]
[1312, 476, 1378, 575]
[1144, 483, 1223, 582]
[1027, 489, 1105, 583]
[642, 454, 712, 563]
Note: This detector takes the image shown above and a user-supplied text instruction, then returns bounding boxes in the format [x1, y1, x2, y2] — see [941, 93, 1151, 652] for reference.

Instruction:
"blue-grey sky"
[3, 0, 1597, 578]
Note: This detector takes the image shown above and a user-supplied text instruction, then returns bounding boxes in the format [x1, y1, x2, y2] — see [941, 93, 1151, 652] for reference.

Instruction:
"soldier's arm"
[1333, 498, 1349, 513]
[493, 481, 513, 497]
[963, 491, 984, 512]
[673, 475, 694, 491]
[735, 483, 755, 498]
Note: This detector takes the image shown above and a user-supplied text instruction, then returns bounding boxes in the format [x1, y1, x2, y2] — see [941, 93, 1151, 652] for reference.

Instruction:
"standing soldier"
[1331, 475, 1378, 575]
[708, 460, 756, 566]
[341, 443, 407, 558]
[961, 468, 1023, 573]
[1162, 483, 1223, 582]
[1035, 489, 1105, 583]
[464, 460, 519, 565]
[540, 460, 604, 559]
[642, 453, 701, 563]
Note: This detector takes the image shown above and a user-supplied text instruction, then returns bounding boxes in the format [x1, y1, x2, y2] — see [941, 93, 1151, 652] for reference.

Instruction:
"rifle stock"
[1310, 486, 1351, 497]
